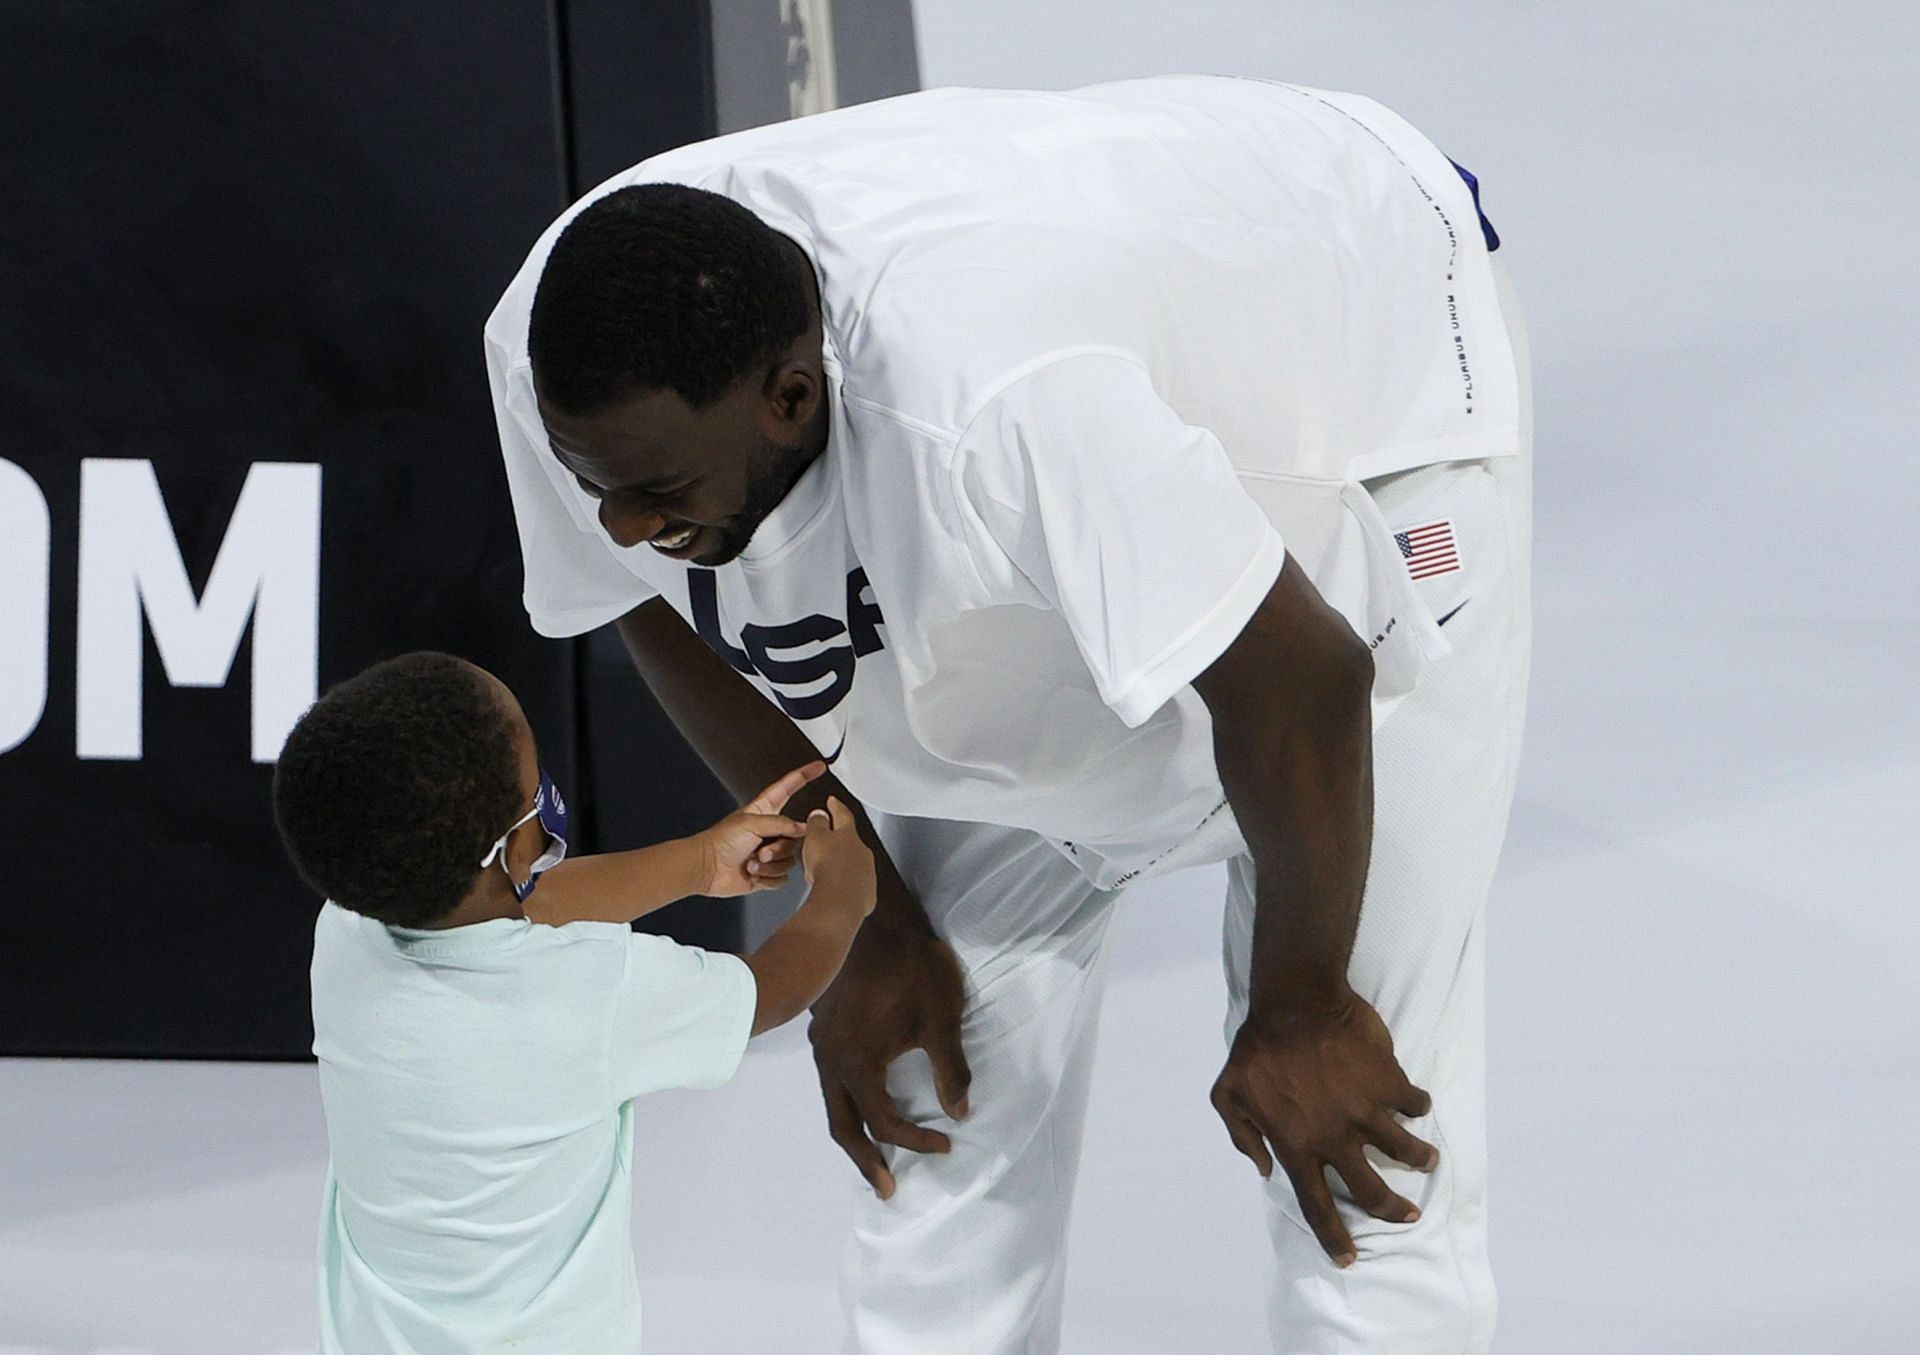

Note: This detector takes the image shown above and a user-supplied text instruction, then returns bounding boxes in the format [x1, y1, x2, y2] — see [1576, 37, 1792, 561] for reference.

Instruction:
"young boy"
[271, 650, 875, 1353]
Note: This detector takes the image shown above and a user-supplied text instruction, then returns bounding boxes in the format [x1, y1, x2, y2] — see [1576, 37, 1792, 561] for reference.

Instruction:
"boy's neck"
[415, 871, 527, 930]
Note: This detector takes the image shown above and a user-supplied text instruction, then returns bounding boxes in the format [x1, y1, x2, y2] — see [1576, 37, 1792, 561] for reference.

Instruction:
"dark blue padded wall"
[0, 1, 727, 1057]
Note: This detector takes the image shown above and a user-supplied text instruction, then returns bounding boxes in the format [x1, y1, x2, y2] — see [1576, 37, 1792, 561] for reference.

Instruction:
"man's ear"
[762, 357, 821, 431]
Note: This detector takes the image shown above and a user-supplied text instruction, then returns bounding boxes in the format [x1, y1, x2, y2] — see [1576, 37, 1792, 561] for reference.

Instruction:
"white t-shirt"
[486, 77, 1521, 888]
[310, 903, 755, 1354]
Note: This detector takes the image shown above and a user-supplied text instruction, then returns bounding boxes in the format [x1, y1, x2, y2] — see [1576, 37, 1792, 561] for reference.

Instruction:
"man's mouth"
[649, 523, 701, 555]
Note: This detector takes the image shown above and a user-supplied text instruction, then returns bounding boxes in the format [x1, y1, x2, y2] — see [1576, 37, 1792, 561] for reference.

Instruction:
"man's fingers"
[748, 867, 795, 892]
[1395, 1079, 1434, 1120]
[1332, 1149, 1420, 1225]
[859, 1101, 953, 1155]
[824, 795, 854, 831]
[745, 761, 827, 814]
[1220, 1113, 1273, 1178]
[848, 1071, 951, 1154]
[1209, 1082, 1273, 1177]
[922, 1021, 972, 1121]
[822, 1081, 896, 1200]
[1281, 1157, 1357, 1268]
[1365, 1113, 1439, 1172]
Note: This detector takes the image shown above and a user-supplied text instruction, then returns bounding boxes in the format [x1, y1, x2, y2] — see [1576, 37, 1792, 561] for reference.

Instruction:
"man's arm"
[1191, 557, 1438, 1269]
[613, 598, 971, 1196]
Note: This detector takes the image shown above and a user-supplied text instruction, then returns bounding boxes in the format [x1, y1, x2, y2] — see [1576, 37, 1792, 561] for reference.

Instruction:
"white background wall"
[910, 1, 1920, 1349]
[3, 4, 1915, 1352]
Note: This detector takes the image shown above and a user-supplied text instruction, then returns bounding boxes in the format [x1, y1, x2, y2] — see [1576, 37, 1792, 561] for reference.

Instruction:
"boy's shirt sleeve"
[951, 351, 1287, 729]
[607, 933, 756, 1102]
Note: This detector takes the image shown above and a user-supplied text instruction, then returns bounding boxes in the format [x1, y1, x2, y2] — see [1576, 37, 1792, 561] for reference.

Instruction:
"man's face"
[540, 366, 823, 568]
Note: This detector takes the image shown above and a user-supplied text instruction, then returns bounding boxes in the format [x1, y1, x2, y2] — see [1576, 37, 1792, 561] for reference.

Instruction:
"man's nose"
[600, 500, 666, 549]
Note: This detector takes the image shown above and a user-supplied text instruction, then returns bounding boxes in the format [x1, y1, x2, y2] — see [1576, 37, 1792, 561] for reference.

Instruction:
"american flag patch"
[1394, 520, 1462, 580]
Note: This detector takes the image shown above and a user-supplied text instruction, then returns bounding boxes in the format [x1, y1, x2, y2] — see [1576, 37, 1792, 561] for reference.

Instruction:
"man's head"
[272, 652, 542, 928]
[527, 183, 829, 567]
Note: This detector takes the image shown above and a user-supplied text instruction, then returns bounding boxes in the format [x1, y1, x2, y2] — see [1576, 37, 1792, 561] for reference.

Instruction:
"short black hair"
[272, 652, 525, 928]
[527, 182, 815, 415]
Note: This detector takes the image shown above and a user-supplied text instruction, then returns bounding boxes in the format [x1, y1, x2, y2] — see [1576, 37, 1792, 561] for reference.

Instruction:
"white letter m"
[78, 459, 321, 763]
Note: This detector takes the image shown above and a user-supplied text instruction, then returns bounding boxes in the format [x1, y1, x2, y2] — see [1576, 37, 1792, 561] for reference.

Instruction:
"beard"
[689, 433, 819, 567]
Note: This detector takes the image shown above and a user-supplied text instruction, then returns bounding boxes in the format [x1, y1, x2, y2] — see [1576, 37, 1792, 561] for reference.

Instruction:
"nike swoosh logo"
[1435, 599, 1471, 627]
[820, 731, 847, 765]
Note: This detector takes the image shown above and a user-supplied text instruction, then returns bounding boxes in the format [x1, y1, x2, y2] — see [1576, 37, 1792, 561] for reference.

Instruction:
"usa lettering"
[688, 566, 885, 720]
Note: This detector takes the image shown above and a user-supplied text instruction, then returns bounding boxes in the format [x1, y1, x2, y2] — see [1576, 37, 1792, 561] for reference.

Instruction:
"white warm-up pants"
[844, 262, 1532, 1354]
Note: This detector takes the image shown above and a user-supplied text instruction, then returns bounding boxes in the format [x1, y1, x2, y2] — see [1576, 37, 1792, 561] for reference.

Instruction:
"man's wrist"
[1246, 965, 1354, 1026]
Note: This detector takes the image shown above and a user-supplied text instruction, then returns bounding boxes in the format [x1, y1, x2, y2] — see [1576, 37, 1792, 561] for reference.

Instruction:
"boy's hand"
[803, 796, 877, 917]
[693, 762, 825, 898]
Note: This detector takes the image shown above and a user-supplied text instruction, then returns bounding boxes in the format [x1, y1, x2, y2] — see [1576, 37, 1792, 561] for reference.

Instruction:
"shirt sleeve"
[485, 335, 661, 638]
[607, 933, 757, 1101]
[952, 352, 1286, 728]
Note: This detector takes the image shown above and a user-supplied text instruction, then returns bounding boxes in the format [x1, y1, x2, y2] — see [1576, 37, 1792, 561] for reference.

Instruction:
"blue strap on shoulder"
[1448, 159, 1501, 253]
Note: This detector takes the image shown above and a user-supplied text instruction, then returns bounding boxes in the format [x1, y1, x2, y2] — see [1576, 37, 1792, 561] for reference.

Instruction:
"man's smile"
[647, 522, 702, 555]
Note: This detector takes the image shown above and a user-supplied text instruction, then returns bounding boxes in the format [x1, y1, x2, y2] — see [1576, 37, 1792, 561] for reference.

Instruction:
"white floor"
[6, 1, 1919, 1351]
[7, 704, 1920, 1355]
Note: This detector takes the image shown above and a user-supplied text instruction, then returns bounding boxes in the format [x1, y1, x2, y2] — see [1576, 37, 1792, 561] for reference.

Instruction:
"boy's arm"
[742, 799, 876, 1036]
[600, 801, 871, 1109]
[524, 841, 708, 926]
[527, 764, 820, 926]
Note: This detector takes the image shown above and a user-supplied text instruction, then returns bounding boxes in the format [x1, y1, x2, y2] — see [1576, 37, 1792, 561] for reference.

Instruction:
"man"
[486, 76, 1530, 1353]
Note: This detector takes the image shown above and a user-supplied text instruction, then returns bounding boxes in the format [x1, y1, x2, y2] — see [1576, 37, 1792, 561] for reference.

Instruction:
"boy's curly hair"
[272, 652, 524, 927]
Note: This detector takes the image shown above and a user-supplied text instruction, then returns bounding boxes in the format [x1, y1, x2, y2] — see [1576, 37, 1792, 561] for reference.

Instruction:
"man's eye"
[575, 474, 692, 504]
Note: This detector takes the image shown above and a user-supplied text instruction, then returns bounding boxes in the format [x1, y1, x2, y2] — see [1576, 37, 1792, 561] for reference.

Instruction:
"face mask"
[478, 768, 571, 903]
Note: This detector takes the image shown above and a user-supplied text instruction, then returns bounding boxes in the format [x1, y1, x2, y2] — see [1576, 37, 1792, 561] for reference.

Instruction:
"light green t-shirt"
[310, 903, 755, 1354]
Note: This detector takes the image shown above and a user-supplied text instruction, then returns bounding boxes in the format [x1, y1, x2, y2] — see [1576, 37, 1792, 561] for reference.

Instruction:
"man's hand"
[808, 915, 970, 1199]
[690, 761, 824, 897]
[1211, 986, 1436, 1267]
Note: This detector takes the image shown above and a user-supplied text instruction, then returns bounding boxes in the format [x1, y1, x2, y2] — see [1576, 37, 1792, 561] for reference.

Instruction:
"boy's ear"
[504, 815, 546, 879]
